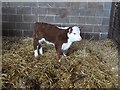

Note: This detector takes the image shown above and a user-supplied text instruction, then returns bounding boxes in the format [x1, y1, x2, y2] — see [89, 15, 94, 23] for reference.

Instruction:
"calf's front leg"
[55, 43, 62, 62]
[62, 50, 68, 56]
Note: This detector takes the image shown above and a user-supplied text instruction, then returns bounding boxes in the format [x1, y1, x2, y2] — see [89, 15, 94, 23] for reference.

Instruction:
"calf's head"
[67, 26, 82, 42]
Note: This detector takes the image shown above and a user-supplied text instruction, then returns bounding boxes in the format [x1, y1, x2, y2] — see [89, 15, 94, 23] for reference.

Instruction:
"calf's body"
[33, 22, 82, 61]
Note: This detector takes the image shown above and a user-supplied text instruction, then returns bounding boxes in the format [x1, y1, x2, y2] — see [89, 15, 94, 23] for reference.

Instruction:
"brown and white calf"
[33, 22, 82, 62]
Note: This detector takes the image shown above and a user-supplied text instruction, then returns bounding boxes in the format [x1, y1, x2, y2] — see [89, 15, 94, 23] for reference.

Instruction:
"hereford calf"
[33, 22, 82, 62]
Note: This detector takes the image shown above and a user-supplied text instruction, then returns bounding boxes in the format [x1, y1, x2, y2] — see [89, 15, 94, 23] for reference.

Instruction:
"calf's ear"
[79, 26, 83, 31]
[68, 27, 72, 34]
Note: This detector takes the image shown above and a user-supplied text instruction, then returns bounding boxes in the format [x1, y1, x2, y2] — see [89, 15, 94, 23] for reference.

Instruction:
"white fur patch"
[58, 59, 61, 62]
[57, 26, 69, 29]
[38, 38, 45, 44]
[61, 40, 72, 51]
[38, 38, 54, 45]
[63, 53, 67, 56]
[34, 50, 38, 57]
[39, 47, 43, 55]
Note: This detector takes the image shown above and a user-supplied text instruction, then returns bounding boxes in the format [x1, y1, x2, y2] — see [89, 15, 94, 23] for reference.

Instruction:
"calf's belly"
[38, 38, 54, 45]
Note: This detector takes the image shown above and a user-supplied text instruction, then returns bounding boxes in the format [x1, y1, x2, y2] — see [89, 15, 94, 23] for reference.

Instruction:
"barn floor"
[2, 37, 119, 89]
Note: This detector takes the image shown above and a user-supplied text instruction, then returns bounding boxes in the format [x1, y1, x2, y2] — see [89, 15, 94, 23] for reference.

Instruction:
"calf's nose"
[78, 36, 82, 41]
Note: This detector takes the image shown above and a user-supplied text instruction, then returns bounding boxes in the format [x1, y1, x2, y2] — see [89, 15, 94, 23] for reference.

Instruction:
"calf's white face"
[67, 26, 82, 42]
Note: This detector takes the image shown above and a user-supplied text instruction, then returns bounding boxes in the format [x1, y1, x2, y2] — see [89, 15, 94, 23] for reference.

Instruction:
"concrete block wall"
[2, 2, 111, 40]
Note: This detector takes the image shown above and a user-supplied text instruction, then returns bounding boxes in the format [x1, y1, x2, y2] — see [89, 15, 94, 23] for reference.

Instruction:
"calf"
[33, 22, 82, 62]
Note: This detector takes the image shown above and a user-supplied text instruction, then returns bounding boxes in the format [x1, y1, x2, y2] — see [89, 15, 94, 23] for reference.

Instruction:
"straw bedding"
[2, 37, 119, 89]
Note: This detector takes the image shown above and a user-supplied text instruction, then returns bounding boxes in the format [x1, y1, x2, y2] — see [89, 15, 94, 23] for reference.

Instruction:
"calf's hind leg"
[38, 44, 43, 55]
[33, 37, 39, 57]
[33, 39, 43, 57]
[38, 38, 47, 55]
[33, 34, 44, 57]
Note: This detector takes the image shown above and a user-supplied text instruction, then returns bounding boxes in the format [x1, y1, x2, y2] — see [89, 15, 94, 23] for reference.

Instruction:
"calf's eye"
[73, 33, 76, 35]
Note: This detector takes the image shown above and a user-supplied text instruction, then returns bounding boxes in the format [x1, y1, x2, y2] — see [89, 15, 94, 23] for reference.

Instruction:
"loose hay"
[2, 37, 119, 89]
